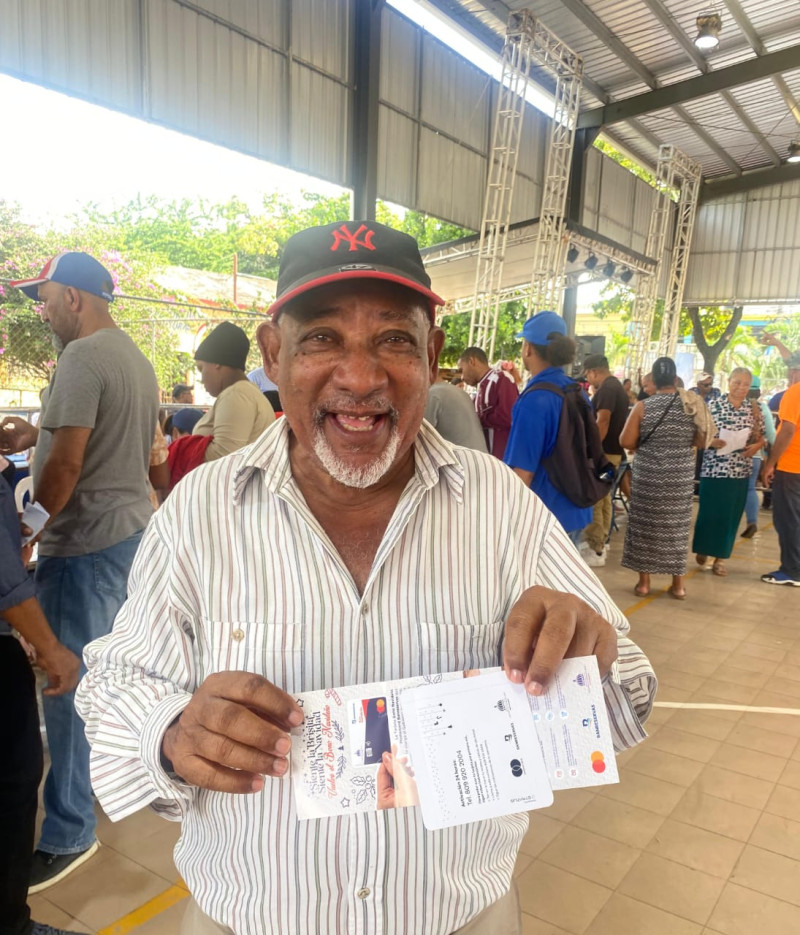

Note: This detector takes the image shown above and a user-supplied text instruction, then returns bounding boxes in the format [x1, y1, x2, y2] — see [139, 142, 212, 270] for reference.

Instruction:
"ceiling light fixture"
[787, 141, 800, 164]
[602, 260, 616, 278]
[620, 268, 634, 284]
[567, 245, 579, 263]
[694, 12, 722, 51]
[584, 254, 598, 271]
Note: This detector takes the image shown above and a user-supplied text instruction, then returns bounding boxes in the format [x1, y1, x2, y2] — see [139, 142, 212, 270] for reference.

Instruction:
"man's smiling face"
[260, 281, 443, 490]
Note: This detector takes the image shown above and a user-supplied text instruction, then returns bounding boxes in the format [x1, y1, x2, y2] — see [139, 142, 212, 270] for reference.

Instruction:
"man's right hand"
[0, 416, 38, 454]
[161, 672, 305, 794]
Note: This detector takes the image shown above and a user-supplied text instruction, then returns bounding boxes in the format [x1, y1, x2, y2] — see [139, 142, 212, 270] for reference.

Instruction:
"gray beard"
[312, 407, 402, 489]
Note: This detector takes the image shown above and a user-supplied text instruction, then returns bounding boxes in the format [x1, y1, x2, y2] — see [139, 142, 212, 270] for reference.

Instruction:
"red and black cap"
[269, 220, 444, 321]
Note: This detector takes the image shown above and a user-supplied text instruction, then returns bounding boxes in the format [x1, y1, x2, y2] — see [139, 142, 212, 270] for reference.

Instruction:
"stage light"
[694, 12, 721, 51]
[602, 260, 616, 278]
[567, 245, 579, 263]
[584, 254, 598, 271]
[620, 268, 634, 283]
[787, 142, 800, 164]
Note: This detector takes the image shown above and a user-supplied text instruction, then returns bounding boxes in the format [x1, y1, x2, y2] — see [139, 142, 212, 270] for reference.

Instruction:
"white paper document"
[717, 427, 749, 455]
[21, 501, 49, 545]
[290, 656, 618, 829]
[400, 670, 553, 829]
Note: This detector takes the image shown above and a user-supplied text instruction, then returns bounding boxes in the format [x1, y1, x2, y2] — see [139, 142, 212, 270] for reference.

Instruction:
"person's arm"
[3, 598, 80, 695]
[763, 419, 796, 485]
[480, 375, 517, 431]
[35, 426, 91, 521]
[502, 478, 655, 750]
[619, 401, 644, 450]
[204, 385, 259, 461]
[512, 467, 534, 487]
[760, 332, 791, 360]
[595, 408, 611, 443]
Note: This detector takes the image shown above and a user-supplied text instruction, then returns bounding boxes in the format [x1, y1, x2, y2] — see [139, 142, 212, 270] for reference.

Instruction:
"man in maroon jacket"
[458, 347, 519, 459]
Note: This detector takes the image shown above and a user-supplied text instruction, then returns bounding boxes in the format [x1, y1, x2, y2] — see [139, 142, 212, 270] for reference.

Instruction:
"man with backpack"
[504, 313, 612, 546]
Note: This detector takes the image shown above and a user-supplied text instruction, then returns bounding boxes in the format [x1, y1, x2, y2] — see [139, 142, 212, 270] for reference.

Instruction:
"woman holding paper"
[693, 368, 765, 575]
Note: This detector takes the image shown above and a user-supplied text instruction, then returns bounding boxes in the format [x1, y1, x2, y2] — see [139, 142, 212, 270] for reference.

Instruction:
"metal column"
[468, 11, 536, 357]
[352, 1, 385, 222]
[658, 149, 702, 355]
[528, 22, 584, 316]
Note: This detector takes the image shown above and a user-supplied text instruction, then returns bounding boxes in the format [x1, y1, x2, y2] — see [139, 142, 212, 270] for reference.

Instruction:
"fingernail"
[251, 775, 265, 791]
[507, 668, 524, 683]
[288, 709, 304, 727]
[526, 681, 544, 696]
[275, 736, 291, 755]
[273, 758, 288, 776]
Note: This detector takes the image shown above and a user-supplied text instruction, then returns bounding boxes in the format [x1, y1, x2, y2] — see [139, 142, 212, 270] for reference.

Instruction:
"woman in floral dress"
[692, 368, 765, 576]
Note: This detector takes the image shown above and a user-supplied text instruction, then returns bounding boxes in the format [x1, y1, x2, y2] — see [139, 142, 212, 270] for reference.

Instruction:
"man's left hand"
[503, 586, 618, 696]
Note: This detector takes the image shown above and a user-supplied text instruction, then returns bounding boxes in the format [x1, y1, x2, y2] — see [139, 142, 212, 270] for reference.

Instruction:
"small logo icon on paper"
[510, 759, 523, 778]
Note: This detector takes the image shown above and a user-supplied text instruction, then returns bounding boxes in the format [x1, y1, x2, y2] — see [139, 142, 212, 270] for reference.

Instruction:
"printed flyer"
[289, 657, 618, 828]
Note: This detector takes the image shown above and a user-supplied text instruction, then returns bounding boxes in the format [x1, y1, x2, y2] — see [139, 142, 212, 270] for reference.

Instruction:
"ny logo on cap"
[330, 223, 376, 253]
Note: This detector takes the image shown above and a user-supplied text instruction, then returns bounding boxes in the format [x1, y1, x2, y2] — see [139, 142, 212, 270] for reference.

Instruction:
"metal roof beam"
[556, 0, 657, 90]
[672, 103, 742, 175]
[578, 44, 800, 128]
[720, 90, 780, 165]
[700, 160, 800, 201]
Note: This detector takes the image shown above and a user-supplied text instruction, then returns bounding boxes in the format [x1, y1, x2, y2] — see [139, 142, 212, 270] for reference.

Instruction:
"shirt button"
[360, 605, 369, 616]
[231, 628, 245, 642]
[357, 887, 370, 899]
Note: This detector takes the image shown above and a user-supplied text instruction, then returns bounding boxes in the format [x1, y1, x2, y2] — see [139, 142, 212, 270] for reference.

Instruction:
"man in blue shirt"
[504, 312, 592, 544]
[0, 475, 80, 935]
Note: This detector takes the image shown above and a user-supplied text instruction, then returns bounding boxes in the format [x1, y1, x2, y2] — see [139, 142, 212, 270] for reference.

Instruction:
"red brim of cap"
[8, 277, 48, 300]
[269, 270, 444, 321]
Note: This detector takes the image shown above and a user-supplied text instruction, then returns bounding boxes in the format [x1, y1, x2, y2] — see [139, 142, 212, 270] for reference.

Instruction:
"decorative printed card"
[289, 656, 618, 828]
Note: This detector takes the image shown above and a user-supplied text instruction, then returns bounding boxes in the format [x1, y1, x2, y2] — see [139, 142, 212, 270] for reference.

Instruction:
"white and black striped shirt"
[76, 418, 655, 935]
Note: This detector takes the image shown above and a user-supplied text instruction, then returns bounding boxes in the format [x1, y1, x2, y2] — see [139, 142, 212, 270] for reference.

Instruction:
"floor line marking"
[95, 881, 189, 935]
[654, 701, 800, 716]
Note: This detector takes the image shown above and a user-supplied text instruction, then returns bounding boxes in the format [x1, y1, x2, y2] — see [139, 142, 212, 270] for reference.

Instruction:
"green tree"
[438, 300, 529, 365]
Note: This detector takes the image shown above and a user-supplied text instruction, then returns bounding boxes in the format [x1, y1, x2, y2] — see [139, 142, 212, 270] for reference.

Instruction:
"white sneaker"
[584, 550, 606, 567]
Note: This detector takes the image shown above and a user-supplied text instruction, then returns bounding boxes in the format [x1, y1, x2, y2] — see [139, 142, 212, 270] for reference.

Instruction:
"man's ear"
[64, 287, 82, 310]
[428, 326, 446, 385]
[257, 320, 281, 383]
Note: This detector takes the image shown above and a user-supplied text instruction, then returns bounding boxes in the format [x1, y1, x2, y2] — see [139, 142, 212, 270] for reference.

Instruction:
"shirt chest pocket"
[205, 619, 303, 695]
[415, 619, 504, 677]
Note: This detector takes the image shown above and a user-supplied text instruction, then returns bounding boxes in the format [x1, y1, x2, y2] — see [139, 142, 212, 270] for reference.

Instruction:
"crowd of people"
[0, 223, 794, 934]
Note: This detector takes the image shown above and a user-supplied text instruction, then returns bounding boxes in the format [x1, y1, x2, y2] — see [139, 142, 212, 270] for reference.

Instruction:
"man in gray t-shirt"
[424, 379, 488, 452]
[6, 252, 159, 892]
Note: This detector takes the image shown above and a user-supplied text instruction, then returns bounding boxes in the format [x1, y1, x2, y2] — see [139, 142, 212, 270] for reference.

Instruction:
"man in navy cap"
[77, 224, 653, 934]
[2, 252, 159, 891]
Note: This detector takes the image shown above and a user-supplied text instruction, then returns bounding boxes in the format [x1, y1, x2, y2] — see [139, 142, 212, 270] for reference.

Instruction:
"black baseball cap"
[269, 220, 444, 321]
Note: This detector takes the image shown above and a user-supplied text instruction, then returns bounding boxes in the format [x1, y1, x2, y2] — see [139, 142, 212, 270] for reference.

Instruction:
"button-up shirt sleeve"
[0, 477, 35, 615]
[75, 507, 198, 822]
[504, 466, 656, 751]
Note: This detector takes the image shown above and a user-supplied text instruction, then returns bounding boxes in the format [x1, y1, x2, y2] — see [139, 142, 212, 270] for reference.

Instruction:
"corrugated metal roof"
[445, 0, 800, 180]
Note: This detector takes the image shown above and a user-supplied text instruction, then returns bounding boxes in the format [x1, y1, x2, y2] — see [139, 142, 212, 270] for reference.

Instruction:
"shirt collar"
[232, 417, 465, 505]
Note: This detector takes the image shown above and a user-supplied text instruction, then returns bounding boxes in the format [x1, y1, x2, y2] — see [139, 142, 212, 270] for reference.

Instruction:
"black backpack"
[521, 381, 615, 508]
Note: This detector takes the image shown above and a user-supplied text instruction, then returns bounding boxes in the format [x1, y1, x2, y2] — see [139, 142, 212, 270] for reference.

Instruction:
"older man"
[5, 252, 159, 892]
[77, 222, 654, 935]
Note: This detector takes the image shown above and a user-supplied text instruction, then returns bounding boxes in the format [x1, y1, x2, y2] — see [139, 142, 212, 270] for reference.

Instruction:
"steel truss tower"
[468, 12, 583, 357]
[626, 144, 701, 376]
[658, 148, 702, 356]
[527, 26, 583, 316]
[469, 11, 536, 356]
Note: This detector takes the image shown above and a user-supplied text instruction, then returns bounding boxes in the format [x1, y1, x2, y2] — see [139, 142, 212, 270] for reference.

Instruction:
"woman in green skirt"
[693, 367, 765, 576]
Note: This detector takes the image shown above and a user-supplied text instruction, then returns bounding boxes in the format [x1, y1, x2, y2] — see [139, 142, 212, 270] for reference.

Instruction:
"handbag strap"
[639, 392, 678, 446]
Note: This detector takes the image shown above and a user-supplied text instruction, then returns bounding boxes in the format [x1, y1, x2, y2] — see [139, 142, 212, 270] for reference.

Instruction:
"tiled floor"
[27, 512, 800, 934]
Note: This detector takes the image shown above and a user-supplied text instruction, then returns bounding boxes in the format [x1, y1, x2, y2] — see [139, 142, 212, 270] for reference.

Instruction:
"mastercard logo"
[590, 751, 606, 773]
[376, 699, 386, 713]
